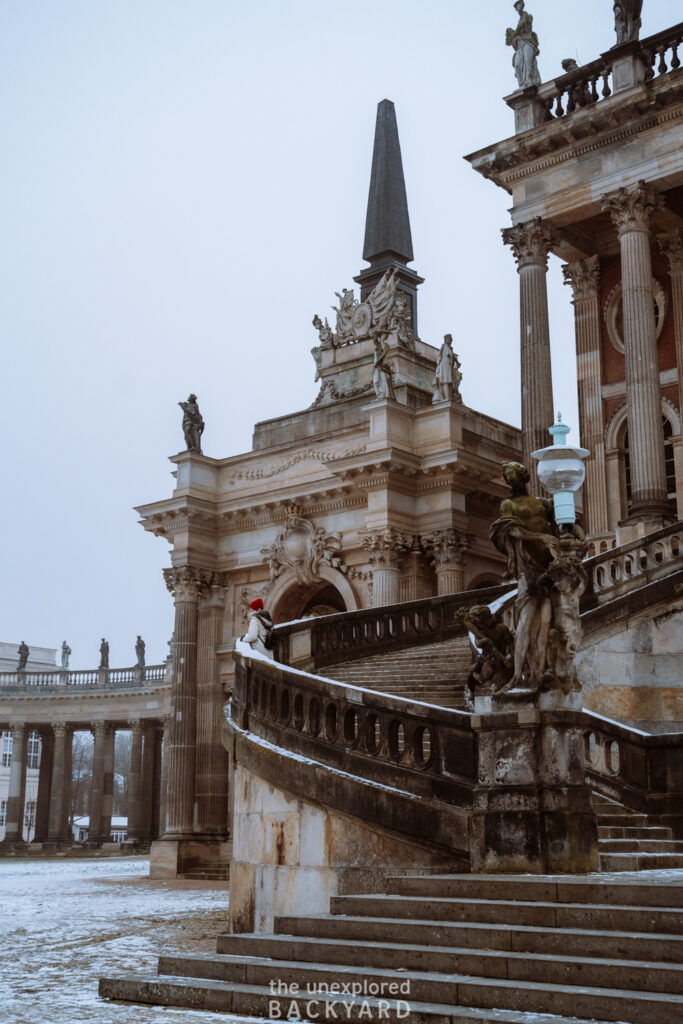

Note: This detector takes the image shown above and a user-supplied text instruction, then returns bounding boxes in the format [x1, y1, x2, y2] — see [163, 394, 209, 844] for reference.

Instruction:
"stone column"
[196, 578, 230, 835]
[503, 218, 558, 492]
[399, 539, 434, 602]
[603, 183, 669, 522]
[362, 531, 406, 607]
[1, 723, 27, 845]
[158, 716, 170, 838]
[86, 720, 107, 847]
[430, 530, 470, 596]
[161, 566, 207, 836]
[140, 723, 158, 842]
[126, 720, 144, 843]
[562, 256, 609, 537]
[151, 726, 163, 840]
[33, 727, 54, 843]
[658, 229, 683, 519]
[101, 725, 115, 843]
[46, 724, 69, 844]
[61, 728, 72, 841]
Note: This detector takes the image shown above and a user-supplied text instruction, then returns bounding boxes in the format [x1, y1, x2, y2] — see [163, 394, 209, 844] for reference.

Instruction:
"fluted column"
[101, 725, 115, 843]
[603, 183, 668, 520]
[47, 724, 69, 844]
[126, 719, 144, 842]
[658, 229, 683, 518]
[61, 727, 73, 841]
[503, 218, 558, 492]
[362, 531, 407, 607]
[1, 723, 27, 845]
[562, 256, 609, 536]
[196, 578, 230, 835]
[158, 716, 170, 837]
[429, 530, 471, 595]
[140, 723, 158, 842]
[162, 566, 209, 836]
[151, 726, 163, 840]
[33, 727, 54, 843]
[399, 539, 434, 602]
[86, 721, 107, 847]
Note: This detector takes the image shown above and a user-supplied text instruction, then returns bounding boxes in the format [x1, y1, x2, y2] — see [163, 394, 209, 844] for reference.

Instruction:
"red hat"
[250, 598, 264, 611]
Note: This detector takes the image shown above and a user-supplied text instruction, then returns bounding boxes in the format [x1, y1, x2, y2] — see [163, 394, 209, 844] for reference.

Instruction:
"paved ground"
[0, 857, 250, 1024]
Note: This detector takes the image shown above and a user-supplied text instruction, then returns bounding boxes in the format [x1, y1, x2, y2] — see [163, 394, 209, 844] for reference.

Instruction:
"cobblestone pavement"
[0, 857, 257, 1024]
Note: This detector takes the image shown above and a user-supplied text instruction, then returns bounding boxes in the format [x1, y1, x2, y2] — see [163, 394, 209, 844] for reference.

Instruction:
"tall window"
[624, 416, 676, 513]
[0, 800, 6, 826]
[26, 731, 41, 769]
[24, 800, 36, 830]
[1, 733, 12, 767]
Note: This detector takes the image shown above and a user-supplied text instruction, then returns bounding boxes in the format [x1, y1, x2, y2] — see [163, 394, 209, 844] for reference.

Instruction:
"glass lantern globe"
[531, 415, 590, 525]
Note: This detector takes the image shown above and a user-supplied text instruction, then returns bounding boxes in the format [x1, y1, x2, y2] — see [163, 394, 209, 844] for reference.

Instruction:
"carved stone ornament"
[602, 182, 665, 236]
[322, 267, 416, 348]
[427, 529, 473, 570]
[163, 565, 217, 603]
[562, 256, 601, 302]
[361, 530, 412, 570]
[658, 230, 683, 275]
[261, 516, 346, 585]
[603, 278, 667, 354]
[502, 218, 558, 269]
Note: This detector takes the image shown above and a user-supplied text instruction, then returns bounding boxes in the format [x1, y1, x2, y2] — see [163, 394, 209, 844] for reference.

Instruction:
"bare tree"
[113, 731, 131, 815]
[70, 732, 93, 826]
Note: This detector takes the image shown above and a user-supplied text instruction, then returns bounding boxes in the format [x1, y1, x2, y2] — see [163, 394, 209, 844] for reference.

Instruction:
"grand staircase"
[595, 793, 683, 870]
[325, 634, 472, 710]
[100, 872, 683, 1022]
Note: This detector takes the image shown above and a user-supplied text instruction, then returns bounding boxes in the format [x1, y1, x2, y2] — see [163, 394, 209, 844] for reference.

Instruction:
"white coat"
[241, 610, 274, 659]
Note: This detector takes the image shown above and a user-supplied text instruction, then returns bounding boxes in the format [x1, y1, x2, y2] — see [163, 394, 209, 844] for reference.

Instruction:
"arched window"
[623, 416, 676, 512]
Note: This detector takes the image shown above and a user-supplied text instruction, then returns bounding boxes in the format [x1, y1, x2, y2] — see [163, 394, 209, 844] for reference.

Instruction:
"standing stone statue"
[99, 638, 109, 670]
[506, 1, 542, 89]
[614, 0, 643, 45]
[372, 336, 395, 400]
[178, 394, 205, 455]
[312, 314, 335, 350]
[17, 642, 29, 671]
[135, 635, 146, 668]
[167, 633, 175, 658]
[61, 641, 71, 670]
[434, 334, 463, 403]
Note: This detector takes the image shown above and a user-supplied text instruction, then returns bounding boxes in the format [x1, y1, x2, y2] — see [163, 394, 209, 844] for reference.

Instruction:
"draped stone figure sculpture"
[179, 394, 204, 454]
[506, 1, 542, 89]
[614, 0, 643, 45]
[434, 334, 463, 403]
[372, 336, 395, 400]
[99, 638, 109, 670]
[135, 635, 146, 668]
[17, 642, 29, 671]
[61, 641, 71, 670]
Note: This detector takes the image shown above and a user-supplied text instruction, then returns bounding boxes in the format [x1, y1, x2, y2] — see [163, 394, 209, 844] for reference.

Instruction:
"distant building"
[72, 815, 128, 844]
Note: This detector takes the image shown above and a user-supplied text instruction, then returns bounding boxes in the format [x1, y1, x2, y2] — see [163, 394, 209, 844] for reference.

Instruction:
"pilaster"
[562, 256, 609, 536]
[502, 218, 558, 492]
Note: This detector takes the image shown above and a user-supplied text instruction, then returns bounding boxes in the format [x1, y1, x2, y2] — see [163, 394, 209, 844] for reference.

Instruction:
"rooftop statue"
[135, 635, 146, 668]
[434, 334, 463, 403]
[99, 638, 109, 670]
[312, 314, 335, 350]
[614, 0, 643, 45]
[61, 641, 71, 670]
[387, 291, 416, 351]
[506, 1, 542, 89]
[332, 288, 356, 341]
[17, 641, 29, 671]
[179, 394, 205, 455]
[372, 335, 395, 400]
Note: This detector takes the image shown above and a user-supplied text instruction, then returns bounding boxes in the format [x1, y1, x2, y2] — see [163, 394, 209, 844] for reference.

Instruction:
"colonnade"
[0, 718, 167, 848]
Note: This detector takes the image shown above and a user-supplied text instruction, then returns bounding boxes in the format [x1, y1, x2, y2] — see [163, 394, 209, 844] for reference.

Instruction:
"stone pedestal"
[149, 837, 232, 879]
[505, 86, 548, 134]
[470, 696, 599, 874]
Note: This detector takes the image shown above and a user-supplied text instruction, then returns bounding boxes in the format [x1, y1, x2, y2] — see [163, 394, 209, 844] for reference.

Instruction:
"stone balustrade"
[582, 710, 683, 837]
[0, 664, 167, 692]
[584, 521, 683, 603]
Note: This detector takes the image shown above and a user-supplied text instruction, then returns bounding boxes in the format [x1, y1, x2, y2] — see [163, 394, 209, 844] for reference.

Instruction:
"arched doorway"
[268, 567, 359, 625]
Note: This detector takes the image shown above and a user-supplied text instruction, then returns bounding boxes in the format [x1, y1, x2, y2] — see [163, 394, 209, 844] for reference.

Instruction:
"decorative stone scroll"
[261, 516, 347, 585]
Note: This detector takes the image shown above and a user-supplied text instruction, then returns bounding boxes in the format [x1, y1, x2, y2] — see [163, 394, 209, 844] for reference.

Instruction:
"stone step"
[98, 974, 630, 1024]
[215, 933, 683, 994]
[598, 839, 683, 853]
[386, 873, 683, 908]
[275, 914, 683, 963]
[596, 813, 651, 827]
[180, 870, 230, 880]
[598, 826, 673, 839]
[101, 959, 683, 1024]
[600, 852, 683, 871]
[330, 894, 683, 935]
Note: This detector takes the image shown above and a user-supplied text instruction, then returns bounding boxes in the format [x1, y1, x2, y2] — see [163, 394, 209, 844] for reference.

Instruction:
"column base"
[0, 838, 27, 853]
[150, 835, 232, 879]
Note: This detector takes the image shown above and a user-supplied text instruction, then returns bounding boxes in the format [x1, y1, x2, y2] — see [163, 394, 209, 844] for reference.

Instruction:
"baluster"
[589, 74, 599, 104]
[566, 86, 576, 114]
[601, 71, 612, 98]
[554, 91, 565, 117]
[543, 95, 555, 121]
[671, 39, 681, 70]
[658, 45, 668, 75]
[643, 48, 655, 81]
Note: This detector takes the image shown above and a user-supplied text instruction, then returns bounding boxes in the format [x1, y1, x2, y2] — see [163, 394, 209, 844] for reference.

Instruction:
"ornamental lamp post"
[531, 414, 590, 526]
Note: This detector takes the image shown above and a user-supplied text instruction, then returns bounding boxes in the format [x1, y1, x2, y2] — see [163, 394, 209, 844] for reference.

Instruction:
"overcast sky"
[1, 0, 679, 668]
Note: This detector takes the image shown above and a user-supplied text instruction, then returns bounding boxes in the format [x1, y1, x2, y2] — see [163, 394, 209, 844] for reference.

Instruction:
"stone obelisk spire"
[354, 99, 424, 333]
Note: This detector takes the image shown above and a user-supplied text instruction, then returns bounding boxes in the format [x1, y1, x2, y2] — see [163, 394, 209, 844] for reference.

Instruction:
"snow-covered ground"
[0, 857, 238, 1024]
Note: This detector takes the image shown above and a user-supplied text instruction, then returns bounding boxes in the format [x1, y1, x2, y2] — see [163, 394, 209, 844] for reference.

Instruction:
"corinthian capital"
[562, 255, 601, 302]
[602, 182, 665, 236]
[361, 529, 411, 570]
[427, 530, 472, 570]
[658, 229, 683, 275]
[502, 218, 558, 269]
[162, 565, 215, 603]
